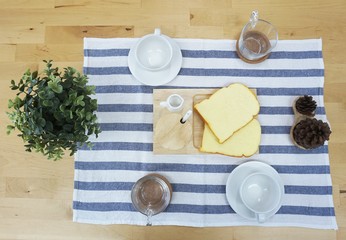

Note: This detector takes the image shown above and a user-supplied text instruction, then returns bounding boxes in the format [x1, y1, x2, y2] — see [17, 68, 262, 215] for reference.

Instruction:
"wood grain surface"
[0, 0, 345, 239]
[153, 88, 217, 154]
[153, 88, 257, 154]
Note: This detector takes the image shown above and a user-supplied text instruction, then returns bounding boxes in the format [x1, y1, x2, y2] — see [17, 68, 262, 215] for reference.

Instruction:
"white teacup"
[240, 172, 282, 223]
[134, 28, 173, 71]
[160, 94, 184, 112]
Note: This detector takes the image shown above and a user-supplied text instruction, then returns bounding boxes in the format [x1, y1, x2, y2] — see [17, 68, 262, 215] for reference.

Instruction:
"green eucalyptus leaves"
[7, 60, 101, 160]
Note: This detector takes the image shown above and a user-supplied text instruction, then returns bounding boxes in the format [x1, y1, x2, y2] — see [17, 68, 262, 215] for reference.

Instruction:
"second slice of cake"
[200, 119, 261, 157]
[194, 83, 260, 143]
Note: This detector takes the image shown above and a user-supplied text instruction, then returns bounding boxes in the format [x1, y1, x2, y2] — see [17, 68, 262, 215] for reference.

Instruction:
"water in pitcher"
[243, 30, 271, 55]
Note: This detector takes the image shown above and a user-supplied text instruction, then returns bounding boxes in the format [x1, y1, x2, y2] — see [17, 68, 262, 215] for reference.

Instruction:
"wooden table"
[0, 1, 345, 239]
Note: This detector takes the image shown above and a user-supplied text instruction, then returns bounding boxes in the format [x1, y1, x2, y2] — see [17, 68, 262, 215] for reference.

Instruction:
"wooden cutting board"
[153, 88, 216, 154]
[153, 88, 257, 155]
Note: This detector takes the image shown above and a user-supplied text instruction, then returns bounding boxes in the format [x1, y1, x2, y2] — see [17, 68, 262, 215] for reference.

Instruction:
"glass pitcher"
[237, 11, 278, 63]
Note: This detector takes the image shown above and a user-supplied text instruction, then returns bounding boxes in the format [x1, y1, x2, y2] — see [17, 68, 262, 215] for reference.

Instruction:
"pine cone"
[295, 95, 317, 117]
[293, 118, 331, 149]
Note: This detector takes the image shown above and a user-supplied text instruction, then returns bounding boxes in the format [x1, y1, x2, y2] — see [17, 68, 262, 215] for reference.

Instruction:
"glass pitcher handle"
[250, 10, 259, 28]
[145, 209, 153, 226]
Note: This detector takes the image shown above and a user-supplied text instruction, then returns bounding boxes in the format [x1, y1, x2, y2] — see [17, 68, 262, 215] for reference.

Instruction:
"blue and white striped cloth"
[73, 38, 337, 229]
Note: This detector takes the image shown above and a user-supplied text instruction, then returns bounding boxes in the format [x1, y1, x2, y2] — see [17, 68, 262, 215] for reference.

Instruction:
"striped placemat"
[73, 37, 337, 229]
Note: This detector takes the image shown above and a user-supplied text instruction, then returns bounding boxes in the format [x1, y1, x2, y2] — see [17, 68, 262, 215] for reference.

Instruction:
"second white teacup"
[134, 28, 173, 71]
[240, 172, 282, 223]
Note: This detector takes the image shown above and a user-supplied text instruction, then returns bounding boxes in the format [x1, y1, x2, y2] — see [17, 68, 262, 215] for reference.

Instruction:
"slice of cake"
[200, 118, 261, 157]
[194, 83, 260, 143]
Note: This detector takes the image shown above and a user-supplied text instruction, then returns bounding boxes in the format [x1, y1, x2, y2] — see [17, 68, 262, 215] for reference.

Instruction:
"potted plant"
[6, 60, 101, 160]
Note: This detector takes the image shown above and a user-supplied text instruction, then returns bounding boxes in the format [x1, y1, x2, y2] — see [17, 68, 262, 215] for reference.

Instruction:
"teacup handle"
[256, 213, 266, 223]
[154, 28, 161, 35]
[160, 101, 168, 108]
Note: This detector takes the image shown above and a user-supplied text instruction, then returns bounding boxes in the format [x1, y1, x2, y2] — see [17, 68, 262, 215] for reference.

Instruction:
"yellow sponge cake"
[200, 118, 261, 157]
[194, 83, 260, 143]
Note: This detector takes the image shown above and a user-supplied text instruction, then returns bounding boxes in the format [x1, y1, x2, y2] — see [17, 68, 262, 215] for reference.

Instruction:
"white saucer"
[128, 36, 183, 86]
[225, 161, 284, 221]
